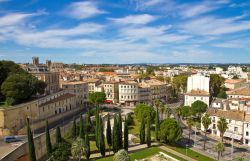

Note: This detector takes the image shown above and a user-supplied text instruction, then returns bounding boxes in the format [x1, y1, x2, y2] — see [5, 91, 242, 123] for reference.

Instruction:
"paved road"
[168, 103, 250, 161]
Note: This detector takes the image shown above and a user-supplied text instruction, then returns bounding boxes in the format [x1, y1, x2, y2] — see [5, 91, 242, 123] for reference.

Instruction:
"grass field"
[165, 145, 214, 161]
[95, 147, 188, 161]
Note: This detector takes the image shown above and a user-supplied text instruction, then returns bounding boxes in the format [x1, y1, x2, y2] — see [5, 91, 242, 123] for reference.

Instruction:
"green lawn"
[165, 145, 214, 161]
[95, 147, 187, 161]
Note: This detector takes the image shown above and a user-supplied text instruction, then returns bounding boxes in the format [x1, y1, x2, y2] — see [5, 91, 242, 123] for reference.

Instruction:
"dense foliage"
[160, 118, 182, 144]
[88, 92, 106, 105]
[51, 141, 71, 161]
[134, 104, 155, 122]
[191, 100, 208, 118]
[0, 61, 46, 105]
[210, 74, 225, 97]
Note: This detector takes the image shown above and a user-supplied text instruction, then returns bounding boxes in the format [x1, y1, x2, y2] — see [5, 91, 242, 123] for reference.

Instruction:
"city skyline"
[0, 0, 250, 64]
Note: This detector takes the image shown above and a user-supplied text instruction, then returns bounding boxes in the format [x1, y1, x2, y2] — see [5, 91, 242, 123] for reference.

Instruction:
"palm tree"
[114, 149, 131, 161]
[202, 113, 212, 150]
[186, 117, 193, 144]
[164, 105, 171, 118]
[215, 141, 225, 161]
[175, 107, 182, 122]
[217, 117, 228, 142]
[71, 137, 86, 161]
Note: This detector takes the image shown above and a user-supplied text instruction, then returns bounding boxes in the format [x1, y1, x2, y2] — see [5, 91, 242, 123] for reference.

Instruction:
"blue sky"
[0, 0, 250, 64]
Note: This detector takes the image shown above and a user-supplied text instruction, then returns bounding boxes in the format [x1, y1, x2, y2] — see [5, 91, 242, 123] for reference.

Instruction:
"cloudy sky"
[0, 0, 250, 64]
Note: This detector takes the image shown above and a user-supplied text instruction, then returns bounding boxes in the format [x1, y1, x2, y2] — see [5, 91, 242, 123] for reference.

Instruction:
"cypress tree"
[124, 117, 129, 151]
[95, 107, 100, 148]
[85, 133, 90, 160]
[86, 110, 92, 132]
[71, 117, 77, 139]
[146, 116, 151, 147]
[118, 112, 123, 149]
[45, 120, 52, 156]
[79, 114, 84, 138]
[106, 113, 112, 151]
[27, 118, 36, 161]
[98, 116, 106, 157]
[155, 107, 160, 141]
[112, 115, 118, 153]
[140, 116, 145, 144]
[56, 126, 62, 144]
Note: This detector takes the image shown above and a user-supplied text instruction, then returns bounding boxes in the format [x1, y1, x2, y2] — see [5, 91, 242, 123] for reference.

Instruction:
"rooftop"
[227, 87, 250, 96]
[207, 108, 245, 121]
[186, 89, 209, 96]
[39, 93, 75, 107]
[225, 79, 245, 84]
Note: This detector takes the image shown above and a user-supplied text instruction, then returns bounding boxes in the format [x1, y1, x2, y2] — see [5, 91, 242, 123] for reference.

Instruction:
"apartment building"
[103, 82, 119, 103]
[118, 81, 139, 106]
[185, 74, 210, 106]
[61, 81, 88, 106]
[227, 86, 250, 99]
[85, 78, 102, 93]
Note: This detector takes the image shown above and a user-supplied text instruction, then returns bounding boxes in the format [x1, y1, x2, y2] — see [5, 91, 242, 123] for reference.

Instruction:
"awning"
[223, 131, 232, 138]
[104, 100, 113, 103]
[223, 131, 242, 140]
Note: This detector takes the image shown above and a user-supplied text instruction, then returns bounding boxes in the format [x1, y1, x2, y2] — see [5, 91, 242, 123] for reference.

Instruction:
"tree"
[114, 149, 131, 161]
[175, 107, 182, 122]
[118, 112, 123, 149]
[202, 113, 212, 150]
[181, 106, 191, 119]
[79, 114, 84, 138]
[146, 116, 151, 147]
[112, 115, 119, 153]
[139, 116, 146, 144]
[98, 116, 106, 157]
[210, 74, 225, 97]
[45, 120, 52, 156]
[50, 141, 71, 161]
[71, 137, 85, 161]
[106, 113, 112, 152]
[234, 156, 246, 161]
[134, 104, 155, 122]
[88, 92, 106, 106]
[85, 133, 90, 160]
[217, 89, 227, 99]
[56, 126, 62, 144]
[215, 142, 225, 161]
[191, 100, 208, 118]
[95, 108, 100, 149]
[217, 117, 228, 142]
[186, 118, 193, 144]
[27, 118, 36, 161]
[86, 110, 92, 132]
[124, 118, 129, 151]
[155, 106, 160, 141]
[71, 118, 77, 139]
[160, 118, 182, 144]
[172, 75, 188, 93]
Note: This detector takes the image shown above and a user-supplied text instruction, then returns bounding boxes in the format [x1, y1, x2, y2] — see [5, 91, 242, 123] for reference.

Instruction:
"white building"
[118, 81, 139, 106]
[185, 74, 210, 106]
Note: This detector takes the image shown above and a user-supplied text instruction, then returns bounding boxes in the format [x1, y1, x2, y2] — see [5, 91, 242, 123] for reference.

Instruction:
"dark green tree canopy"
[160, 118, 182, 144]
[88, 92, 106, 105]
[191, 100, 208, 117]
[134, 104, 155, 122]
[210, 74, 225, 97]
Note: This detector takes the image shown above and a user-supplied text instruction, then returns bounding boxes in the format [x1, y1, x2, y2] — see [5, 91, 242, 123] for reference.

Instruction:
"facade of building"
[185, 74, 210, 106]
[0, 91, 80, 136]
[118, 81, 139, 106]
[61, 81, 88, 106]
[86, 79, 102, 93]
[225, 79, 246, 90]
[103, 82, 119, 103]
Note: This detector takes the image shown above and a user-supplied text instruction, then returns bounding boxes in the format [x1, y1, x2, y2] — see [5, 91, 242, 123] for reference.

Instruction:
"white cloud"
[0, 13, 33, 27]
[64, 1, 106, 19]
[180, 3, 218, 18]
[109, 14, 156, 25]
[181, 16, 250, 35]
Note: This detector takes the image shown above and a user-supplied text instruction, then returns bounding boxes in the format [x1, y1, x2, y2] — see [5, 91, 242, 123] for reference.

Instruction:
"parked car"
[4, 136, 21, 143]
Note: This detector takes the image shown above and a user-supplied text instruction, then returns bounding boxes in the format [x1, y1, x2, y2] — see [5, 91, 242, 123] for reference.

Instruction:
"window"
[234, 127, 238, 132]
[246, 131, 249, 136]
[246, 139, 249, 144]
[194, 97, 196, 100]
